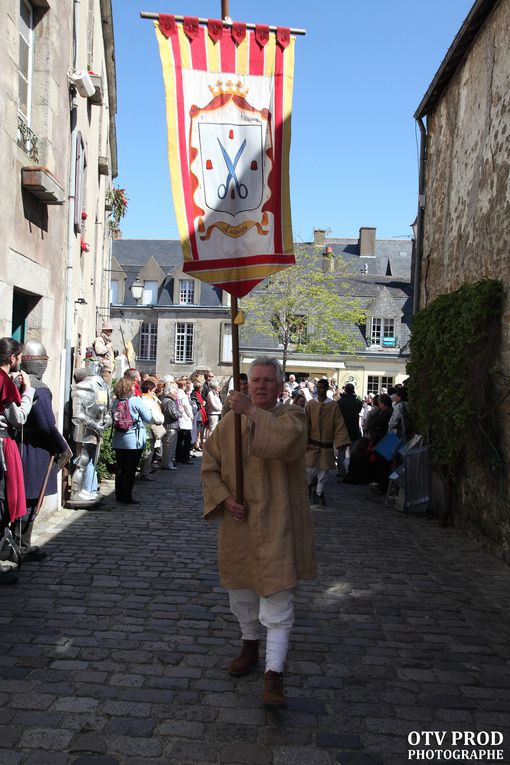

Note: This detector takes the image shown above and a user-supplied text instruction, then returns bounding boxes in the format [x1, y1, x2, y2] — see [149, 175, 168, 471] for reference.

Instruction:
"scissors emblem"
[217, 138, 248, 200]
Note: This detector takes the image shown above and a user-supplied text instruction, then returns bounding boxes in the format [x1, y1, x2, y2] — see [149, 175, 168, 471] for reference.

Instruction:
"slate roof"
[112, 237, 413, 351]
[306, 238, 412, 280]
[111, 239, 223, 308]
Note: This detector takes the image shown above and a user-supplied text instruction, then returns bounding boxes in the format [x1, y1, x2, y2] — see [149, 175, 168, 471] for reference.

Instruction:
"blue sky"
[112, 0, 474, 242]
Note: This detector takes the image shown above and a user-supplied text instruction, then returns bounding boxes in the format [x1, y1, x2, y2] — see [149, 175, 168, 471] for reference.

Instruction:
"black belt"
[309, 438, 333, 449]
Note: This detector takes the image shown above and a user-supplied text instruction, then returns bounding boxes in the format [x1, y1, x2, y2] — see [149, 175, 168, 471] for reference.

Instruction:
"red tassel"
[158, 14, 176, 39]
[183, 16, 199, 41]
[277, 27, 290, 49]
[229, 129, 234, 140]
[251, 160, 258, 171]
[231, 21, 246, 45]
[255, 24, 270, 47]
[207, 18, 223, 42]
[206, 159, 213, 170]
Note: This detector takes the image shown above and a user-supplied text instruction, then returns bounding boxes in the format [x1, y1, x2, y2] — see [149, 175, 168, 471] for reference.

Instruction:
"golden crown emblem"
[208, 80, 249, 98]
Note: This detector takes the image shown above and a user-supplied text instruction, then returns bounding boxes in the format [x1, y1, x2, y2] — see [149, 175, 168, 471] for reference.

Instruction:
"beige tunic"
[201, 404, 317, 597]
[93, 333, 114, 373]
[305, 399, 350, 471]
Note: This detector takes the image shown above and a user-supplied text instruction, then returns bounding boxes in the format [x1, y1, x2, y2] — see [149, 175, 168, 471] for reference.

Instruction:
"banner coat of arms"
[155, 15, 295, 297]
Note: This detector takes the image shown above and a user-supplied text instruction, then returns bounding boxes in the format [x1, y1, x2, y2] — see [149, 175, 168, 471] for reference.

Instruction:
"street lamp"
[410, 217, 418, 241]
[130, 279, 144, 301]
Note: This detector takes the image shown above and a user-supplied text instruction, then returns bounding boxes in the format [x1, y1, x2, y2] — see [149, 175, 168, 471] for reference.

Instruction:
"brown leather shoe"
[228, 639, 259, 676]
[263, 670, 286, 707]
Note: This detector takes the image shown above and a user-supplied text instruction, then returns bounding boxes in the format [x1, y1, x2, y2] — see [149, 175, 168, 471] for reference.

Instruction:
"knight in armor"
[69, 359, 112, 507]
[18, 339, 72, 561]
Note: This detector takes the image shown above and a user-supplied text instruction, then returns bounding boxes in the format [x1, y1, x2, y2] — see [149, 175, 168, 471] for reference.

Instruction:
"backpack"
[113, 398, 134, 432]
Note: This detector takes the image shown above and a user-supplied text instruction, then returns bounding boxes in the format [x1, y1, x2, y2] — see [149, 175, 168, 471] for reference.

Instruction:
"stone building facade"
[414, 0, 510, 557]
[1, 0, 117, 420]
[111, 232, 412, 391]
[110, 240, 232, 379]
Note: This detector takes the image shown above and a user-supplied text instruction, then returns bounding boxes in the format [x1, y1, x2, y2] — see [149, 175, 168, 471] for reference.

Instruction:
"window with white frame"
[175, 323, 194, 363]
[179, 279, 195, 305]
[142, 280, 159, 305]
[18, 0, 34, 122]
[221, 322, 232, 363]
[367, 375, 394, 396]
[139, 322, 157, 361]
[370, 317, 396, 346]
[110, 280, 120, 305]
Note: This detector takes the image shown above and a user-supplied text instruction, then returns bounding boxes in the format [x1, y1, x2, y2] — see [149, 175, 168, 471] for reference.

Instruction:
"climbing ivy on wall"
[407, 279, 504, 481]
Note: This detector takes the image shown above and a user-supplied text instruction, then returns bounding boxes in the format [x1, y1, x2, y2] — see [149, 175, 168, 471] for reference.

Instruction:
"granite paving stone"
[2, 463, 510, 763]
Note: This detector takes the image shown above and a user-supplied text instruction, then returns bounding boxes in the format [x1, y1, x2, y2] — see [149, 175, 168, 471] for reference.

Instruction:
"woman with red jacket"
[190, 381, 207, 450]
[0, 337, 35, 583]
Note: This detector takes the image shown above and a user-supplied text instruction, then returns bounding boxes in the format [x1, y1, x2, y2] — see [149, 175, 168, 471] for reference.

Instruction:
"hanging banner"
[155, 16, 296, 297]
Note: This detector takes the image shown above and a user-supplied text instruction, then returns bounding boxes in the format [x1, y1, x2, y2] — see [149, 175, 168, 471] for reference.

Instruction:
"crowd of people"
[0, 330, 237, 582]
[109, 367, 237, 505]
[1, 333, 412, 709]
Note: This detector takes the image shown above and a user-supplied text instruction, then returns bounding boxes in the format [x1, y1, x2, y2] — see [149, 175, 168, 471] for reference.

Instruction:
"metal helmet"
[21, 338, 49, 379]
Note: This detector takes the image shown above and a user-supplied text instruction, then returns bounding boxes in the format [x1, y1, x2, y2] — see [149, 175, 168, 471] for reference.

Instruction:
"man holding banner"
[201, 356, 317, 707]
[151, 12, 311, 706]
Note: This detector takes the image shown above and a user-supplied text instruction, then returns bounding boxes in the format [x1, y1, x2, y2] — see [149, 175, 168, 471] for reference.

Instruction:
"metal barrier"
[386, 442, 431, 517]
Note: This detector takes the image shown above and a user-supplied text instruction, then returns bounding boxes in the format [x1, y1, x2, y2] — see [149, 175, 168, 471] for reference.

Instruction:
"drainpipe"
[412, 116, 427, 316]
[61, 0, 80, 431]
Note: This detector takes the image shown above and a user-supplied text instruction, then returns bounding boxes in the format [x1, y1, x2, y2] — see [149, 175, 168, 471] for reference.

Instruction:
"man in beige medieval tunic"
[92, 324, 114, 385]
[306, 378, 350, 506]
[201, 356, 317, 707]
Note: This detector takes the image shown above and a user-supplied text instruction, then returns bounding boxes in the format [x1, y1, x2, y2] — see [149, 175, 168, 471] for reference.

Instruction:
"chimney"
[322, 245, 334, 273]
[313, 229, 326, 247]
[359, 227, 376, 257]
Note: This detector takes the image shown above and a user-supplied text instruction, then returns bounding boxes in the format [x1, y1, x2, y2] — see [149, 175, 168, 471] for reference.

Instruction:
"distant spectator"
[202, 371, 215, 401]
[337, 383, 362, 477]
[124, 368, 141, 396]
[206, 381, 223, 434]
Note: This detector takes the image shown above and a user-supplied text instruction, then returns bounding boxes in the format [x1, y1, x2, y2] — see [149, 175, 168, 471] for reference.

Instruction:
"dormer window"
[142, 280, 158, 305]
[179, 279, 195, 305]
[110, 280, 120, 305]
[370, 317, 396, 347]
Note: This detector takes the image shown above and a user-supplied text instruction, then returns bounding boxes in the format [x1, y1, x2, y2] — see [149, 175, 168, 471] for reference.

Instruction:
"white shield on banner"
[198, 121, 264, 217]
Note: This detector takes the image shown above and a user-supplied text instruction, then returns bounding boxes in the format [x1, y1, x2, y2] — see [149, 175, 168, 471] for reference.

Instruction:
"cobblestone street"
[1, 456, 510, 765]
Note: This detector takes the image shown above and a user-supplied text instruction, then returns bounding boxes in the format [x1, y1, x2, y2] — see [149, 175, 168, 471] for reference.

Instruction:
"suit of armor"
[69, 361, 111, 506]
[18, 339, 71, 561]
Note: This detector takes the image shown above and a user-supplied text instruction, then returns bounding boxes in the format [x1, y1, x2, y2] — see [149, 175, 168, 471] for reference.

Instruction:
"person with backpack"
[111, 376, 152, 505]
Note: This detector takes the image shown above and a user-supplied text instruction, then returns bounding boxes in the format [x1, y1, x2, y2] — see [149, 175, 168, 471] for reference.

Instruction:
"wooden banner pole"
[222, 0, 244, 505]
[231, 296, 244, 503]
[139, 11, 307, 35]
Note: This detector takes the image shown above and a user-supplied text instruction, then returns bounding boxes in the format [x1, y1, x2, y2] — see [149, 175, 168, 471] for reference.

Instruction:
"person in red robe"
[0, 337, 35, 584]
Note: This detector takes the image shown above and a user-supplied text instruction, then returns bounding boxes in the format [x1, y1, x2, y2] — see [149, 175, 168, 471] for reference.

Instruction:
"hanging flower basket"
[106, 186, 128, 237]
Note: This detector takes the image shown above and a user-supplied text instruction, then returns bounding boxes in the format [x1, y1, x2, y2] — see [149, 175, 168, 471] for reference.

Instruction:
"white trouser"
[228, 588, 295, 672]
[307, 467, 329, 496]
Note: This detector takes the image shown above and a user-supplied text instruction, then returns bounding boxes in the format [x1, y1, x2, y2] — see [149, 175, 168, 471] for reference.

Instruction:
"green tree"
[240, 245, 365, 375]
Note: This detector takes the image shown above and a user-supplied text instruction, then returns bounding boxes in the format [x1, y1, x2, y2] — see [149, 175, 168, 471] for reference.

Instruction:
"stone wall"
[421, 0, 510, 559]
